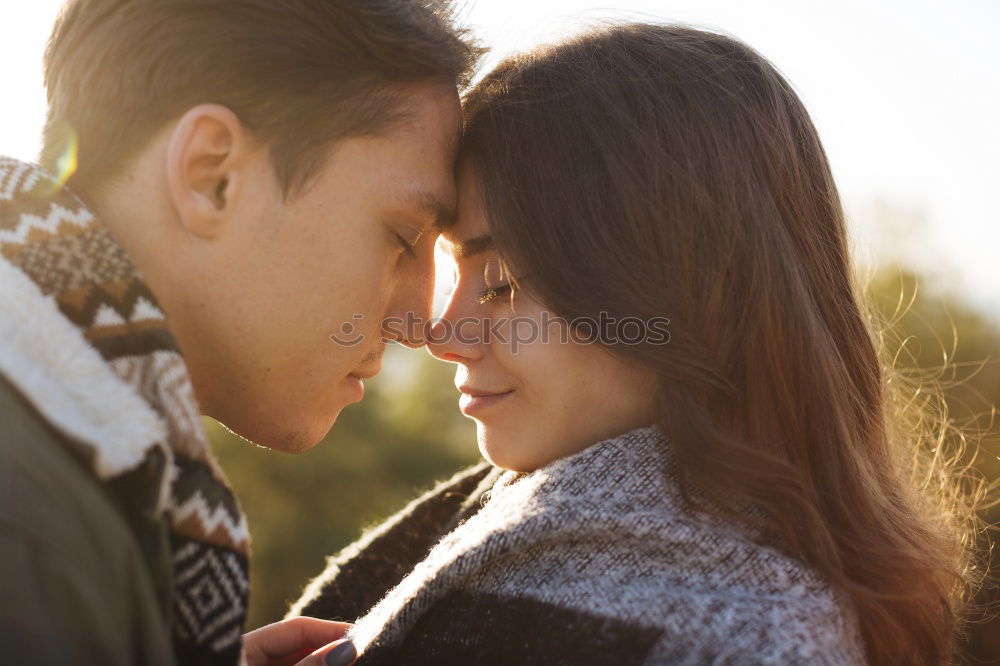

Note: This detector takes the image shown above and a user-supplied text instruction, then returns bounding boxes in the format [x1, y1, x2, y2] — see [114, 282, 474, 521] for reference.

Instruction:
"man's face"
[174, 84, 461, 452]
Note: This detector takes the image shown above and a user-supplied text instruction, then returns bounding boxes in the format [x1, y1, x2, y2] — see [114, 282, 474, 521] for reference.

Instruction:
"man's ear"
[165, 104, 247, 239]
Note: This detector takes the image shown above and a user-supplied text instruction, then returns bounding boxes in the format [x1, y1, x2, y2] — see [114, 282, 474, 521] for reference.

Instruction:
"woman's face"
[428, 164, 657, 472]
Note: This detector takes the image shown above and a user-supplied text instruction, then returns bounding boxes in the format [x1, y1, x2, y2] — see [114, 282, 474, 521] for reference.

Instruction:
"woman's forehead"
[443, 170, 491, 257]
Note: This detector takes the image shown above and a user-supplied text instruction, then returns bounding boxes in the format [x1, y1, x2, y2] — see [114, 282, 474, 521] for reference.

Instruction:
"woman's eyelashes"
[475, 258, 519, 304]
[478, 283, 512, 304]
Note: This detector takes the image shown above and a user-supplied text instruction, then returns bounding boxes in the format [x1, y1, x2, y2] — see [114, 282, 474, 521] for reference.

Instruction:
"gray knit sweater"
[292, 426, 865, 665]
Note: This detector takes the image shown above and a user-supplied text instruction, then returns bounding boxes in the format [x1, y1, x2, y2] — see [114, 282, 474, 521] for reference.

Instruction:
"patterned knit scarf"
[299, 426, 865, 665]
[0, 157, 249, 666]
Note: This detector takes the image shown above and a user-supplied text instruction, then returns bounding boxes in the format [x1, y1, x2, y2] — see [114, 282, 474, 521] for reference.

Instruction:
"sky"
[1, 0, 997, 320]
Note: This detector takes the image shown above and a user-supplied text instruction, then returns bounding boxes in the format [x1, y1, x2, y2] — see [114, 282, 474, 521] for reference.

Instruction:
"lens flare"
[55, 125, 79, 187]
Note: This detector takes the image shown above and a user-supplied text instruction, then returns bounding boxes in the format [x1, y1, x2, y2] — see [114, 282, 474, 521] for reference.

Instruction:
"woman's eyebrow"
[455, 234, 494, 258]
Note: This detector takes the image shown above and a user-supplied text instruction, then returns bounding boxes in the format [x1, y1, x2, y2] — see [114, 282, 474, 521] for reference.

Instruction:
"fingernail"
[325, 640, 358, 666]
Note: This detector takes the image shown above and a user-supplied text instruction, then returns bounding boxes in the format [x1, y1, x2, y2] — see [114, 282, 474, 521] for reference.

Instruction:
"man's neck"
[85, 169, 180, 314]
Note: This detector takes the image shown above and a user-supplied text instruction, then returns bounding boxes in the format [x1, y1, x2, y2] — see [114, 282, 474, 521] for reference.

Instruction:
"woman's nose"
[426, 290, 485, 364]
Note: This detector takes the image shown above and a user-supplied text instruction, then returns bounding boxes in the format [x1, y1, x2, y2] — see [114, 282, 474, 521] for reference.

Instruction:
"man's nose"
[383, 256, 435, 349]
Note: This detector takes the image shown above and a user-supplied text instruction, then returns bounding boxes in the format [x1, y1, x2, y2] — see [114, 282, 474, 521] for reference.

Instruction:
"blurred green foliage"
[210, 264, 999, 661]
[862, 267, 1000, 663]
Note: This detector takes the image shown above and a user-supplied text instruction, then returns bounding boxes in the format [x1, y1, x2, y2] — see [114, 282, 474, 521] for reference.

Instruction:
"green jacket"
[0, 375, 175, 665]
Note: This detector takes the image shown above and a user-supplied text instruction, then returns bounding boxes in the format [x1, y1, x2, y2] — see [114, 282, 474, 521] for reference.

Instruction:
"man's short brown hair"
[42, 0, 481, 198]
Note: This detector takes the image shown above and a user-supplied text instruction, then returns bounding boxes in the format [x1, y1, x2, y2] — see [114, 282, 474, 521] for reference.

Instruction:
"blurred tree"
[862, 266, 1000, 664]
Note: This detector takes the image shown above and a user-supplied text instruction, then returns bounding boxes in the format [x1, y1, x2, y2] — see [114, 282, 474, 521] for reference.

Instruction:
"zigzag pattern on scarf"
[0, 201, 95, 249]
[170, 455, 250, 553]
[0, 157, 56, 203]
[60, 277, 169, 333]
[112, 354, 211, 458]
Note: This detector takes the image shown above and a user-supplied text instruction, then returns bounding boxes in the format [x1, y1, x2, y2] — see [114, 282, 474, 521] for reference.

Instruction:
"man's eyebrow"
[403, 191, 458, 231]
[454, 234, 494, 258]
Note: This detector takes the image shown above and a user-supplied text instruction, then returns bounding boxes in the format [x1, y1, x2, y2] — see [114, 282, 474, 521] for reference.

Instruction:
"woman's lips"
[458, 389, 514, 416]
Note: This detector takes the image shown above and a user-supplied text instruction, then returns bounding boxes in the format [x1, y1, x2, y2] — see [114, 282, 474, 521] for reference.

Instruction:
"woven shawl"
[0, 157, 249, 666]
[295, 426, 866, 665]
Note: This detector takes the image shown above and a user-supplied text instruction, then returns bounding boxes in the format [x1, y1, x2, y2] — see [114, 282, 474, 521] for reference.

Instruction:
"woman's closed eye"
[477, 258, 521, 304]
[478, 283, 512, 304]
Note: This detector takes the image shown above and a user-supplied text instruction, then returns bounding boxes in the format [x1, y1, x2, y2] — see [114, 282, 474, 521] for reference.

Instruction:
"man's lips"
[349, 364, 381, 380]
[343, 364, 381, 404]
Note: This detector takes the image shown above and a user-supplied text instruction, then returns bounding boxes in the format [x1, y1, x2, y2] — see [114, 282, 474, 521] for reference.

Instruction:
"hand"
[243, 616, 358, 666]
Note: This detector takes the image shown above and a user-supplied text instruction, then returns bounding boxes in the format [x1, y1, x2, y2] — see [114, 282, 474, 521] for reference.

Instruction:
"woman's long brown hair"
[462, 23, 982, 664]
